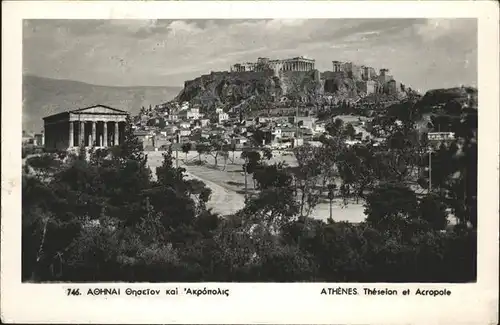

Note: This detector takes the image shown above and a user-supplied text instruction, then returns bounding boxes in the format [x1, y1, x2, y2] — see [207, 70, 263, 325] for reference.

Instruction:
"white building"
[272, 127, 282, 139]
[178, 108, 201, 120]
[199, 119, 210, 127]
[314, 123, 326, 134]
[218, 112, 229, 124]
[167, 114, 178, 122]
[428, 132, 455, 142]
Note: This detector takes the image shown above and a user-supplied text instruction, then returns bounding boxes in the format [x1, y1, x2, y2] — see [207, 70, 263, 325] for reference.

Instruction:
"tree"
[364, 183, 419, 230]
[337, 144, 376, 203]
[243, 162, 299, 231]
[292, 144, 324, 218]
[207, 134, 225, 168]
[326, 118, 345, 138]
[182, 142, 191, 161]
[242, 151, 262, 189]
[26, 154, 63, 179]
[112, 115, 147, 165]
[220, 146, 230, 171]
[251, 129, 267, 147]
[343, 123, 356, 140]
[195, 143, 209, 164]
[418, 194, 448, 230]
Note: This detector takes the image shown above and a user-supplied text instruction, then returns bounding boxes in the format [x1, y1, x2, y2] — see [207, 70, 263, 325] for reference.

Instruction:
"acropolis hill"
[176, 56, 410, 111]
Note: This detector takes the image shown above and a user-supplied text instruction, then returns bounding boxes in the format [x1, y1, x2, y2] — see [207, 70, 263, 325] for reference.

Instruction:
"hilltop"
[417, 86, 477, 111]
[172, 69, 411, 116]
[22, 75, 181, 132]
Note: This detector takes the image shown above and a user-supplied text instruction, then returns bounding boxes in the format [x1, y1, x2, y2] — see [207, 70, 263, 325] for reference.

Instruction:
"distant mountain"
[22, 75, 182, 132]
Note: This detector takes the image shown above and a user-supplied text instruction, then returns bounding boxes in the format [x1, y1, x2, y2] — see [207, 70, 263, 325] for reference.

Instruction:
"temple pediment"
[71, 105, 128, 115]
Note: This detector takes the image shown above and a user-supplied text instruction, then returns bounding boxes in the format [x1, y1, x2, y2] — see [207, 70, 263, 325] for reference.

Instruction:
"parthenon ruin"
[43, 105, 129, 150]
[231, 56, 316, 73]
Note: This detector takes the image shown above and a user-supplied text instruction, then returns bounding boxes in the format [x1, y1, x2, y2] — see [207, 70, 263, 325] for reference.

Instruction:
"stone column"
[79, 121, 85, 147]
[103, 122, 108, 147]
[91, 121, 96, 146]
[69, 121, 74, 148]
[114, 121, 119, 146]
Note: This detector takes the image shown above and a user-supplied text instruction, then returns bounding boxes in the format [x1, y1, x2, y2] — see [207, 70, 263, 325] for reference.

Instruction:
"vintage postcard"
[1, 1, 499, 324]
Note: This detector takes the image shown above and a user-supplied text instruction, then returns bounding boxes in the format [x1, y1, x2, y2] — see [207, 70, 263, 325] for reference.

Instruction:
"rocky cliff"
[175, 70, 325, 109]
[174, 69, 411, 113]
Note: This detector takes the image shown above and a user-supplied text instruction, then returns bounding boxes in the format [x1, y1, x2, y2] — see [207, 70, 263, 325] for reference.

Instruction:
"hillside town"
[26, 57, 424, 153]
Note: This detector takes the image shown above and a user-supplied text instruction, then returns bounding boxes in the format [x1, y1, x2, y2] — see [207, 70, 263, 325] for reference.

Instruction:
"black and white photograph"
[21, 17, 479, 283]
[2, 1, 499, 323]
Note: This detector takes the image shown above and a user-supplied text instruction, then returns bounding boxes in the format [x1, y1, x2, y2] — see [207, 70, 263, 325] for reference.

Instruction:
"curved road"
[146, 153, 245, 216]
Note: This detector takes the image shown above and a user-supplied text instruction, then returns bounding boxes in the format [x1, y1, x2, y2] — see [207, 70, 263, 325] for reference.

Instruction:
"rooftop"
[43, 105, 128, 120]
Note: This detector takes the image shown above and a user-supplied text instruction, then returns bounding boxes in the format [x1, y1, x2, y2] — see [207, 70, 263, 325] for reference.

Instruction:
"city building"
[313, 123, 326, 134]
[178, 107, 201, 120]
[291, 116, 317, 129]
[43, 105, 128, 150]
[179, 129, 191, 137]
[33, 133, 44, 146]
[199, 119, 210, 127]
[218, 112, 229, 124]
[428, 132, 455, 142]
[166, 113, 178, 122]
[22, 131, 34, 144]
[272, 127, 282, 139]
[281, 127, 297, 138]
[134, 130, 152, 146]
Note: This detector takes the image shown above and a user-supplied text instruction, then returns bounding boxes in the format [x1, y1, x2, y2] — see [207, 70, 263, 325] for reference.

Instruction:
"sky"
[23, 19, 477, 92]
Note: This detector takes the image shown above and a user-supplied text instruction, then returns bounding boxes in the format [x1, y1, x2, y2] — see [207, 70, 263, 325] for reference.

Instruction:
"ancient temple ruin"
[43, 105, 129, 150]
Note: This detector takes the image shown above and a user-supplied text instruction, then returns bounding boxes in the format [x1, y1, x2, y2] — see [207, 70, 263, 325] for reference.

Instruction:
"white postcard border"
[1, 1, 499, 324]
